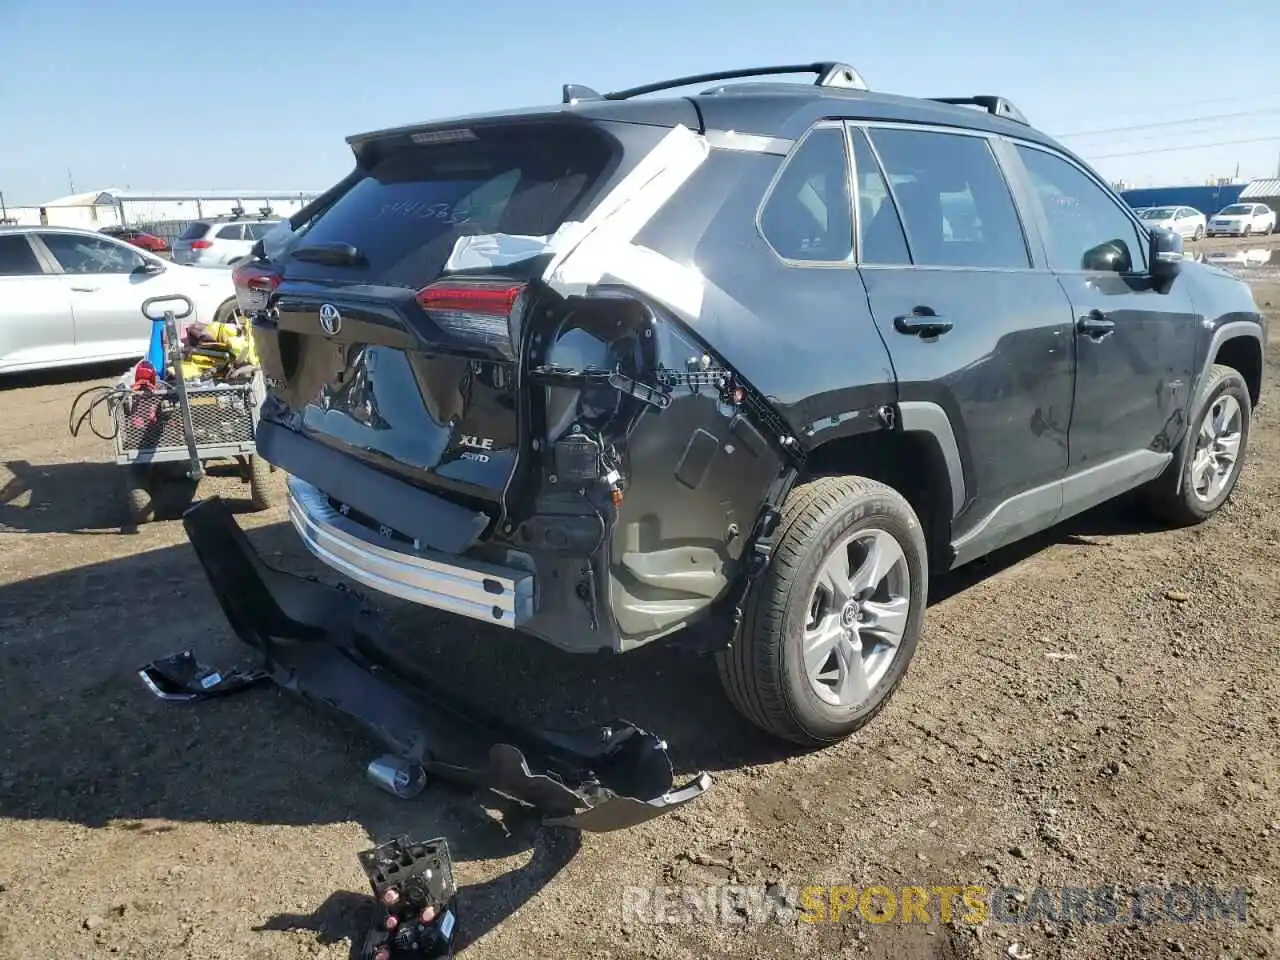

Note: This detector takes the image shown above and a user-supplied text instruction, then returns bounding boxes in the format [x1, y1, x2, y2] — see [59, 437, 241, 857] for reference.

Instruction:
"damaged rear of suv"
[239, 82, 807, 654]
[211, 61, 1263, 752]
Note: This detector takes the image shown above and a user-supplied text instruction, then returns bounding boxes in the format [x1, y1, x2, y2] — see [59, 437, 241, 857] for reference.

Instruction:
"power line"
[1048, 91, 1280, 133]
[1053, 107, 1280, 138]
[1086, 134, 1280, 161]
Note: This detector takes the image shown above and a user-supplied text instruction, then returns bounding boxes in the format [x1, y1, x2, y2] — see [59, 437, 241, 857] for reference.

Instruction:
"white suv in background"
[171, 213, 283, 267]
[1206, 203, 1277, 238]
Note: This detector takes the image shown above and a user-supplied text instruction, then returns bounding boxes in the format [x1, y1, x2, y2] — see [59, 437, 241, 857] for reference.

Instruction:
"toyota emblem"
[319, 303, 342, 336]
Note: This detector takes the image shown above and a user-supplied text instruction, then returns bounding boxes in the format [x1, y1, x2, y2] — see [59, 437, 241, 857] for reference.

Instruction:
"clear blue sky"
[2, 0, 1278, 204]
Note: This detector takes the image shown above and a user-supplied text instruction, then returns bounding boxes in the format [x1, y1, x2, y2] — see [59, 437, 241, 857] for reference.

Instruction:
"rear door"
[256, 118, 660, 509]
[35, 232, 155, 361]
[851, 124, 1076, 551]
[0, 233, 76, 371]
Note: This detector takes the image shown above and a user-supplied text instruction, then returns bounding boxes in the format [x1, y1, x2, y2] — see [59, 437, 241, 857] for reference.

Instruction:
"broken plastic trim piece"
[138, 650, 268, 701]
[164, 495, 712, 833]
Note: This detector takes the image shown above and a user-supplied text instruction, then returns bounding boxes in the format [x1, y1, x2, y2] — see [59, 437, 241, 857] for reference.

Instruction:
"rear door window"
[179, 222, 211, 241]
[0, 235, 43, 276]
[281, 122, 618, 287]
[850, 128, 910, 266]
[216, 224, 246, 240]
[866, 128, 1030, 269]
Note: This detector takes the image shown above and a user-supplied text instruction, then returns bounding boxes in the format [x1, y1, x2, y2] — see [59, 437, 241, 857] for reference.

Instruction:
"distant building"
[0, 188, 321, 229]
[1237, 179, 1280, 214]
[1119, 183, 1246, 215]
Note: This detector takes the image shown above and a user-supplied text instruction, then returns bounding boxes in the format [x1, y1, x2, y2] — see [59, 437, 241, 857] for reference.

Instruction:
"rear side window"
[215, 224, 245, 240]
[179, 222, 210, 240]
[282, 122, 617, 287]
[0, 235, 42, 276]
[759, 127, 853, 262]
[244, 222, 277, 240]
[867, 128, 1030, 269]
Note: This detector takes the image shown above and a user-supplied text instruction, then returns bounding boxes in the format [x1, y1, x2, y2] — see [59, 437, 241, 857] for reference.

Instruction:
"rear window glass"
[244, 222, 278, 240]
[179, 222, 211, 240]
[281, 122, 617, 287]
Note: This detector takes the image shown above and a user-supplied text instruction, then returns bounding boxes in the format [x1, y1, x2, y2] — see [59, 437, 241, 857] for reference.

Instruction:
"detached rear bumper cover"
[177, 495, 711, 832]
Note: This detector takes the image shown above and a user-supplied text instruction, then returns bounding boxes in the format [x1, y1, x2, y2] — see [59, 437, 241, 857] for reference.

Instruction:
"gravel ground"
[1, 262, 1277, 960]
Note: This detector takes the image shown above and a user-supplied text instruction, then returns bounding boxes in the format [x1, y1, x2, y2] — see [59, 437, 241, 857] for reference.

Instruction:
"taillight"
[416, 279, 527, 358]
[190, 239, 213, 250]
[232, 261, 281, 313]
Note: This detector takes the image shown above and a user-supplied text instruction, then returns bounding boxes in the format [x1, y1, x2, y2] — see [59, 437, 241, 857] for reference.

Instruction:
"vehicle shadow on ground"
[929, 492, 1166, 603]
[0, 359, 135, 392]
[0, 496, 1171, 950]
[0, 458, 259, 534]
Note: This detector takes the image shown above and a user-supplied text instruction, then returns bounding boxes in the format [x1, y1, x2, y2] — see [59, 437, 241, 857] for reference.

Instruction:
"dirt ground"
[1, 253, 1277, 960]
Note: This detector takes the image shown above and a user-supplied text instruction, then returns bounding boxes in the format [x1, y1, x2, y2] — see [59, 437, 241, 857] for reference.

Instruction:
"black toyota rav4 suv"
[234, 62, 1266, 746]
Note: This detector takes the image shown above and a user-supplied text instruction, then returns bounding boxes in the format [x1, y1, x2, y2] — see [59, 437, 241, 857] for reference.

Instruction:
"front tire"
[716, 476, 928, 746]
[1144, 363, 1251, 527]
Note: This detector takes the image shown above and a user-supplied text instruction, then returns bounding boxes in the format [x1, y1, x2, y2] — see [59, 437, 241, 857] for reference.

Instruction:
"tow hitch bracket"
[141, 496, 711, 833]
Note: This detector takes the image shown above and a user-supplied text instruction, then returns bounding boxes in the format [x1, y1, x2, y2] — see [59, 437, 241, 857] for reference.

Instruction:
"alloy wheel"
[1191, 394, 1243, 503]
[802, 528, 911, 708]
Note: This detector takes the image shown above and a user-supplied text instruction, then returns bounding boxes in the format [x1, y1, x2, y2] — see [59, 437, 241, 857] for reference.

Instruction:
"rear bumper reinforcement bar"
[148, 495, 711, 833]
[287, 477, 534, 629]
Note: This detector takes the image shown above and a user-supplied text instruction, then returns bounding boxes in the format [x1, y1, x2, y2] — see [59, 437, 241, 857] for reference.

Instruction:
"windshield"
[1220, 205, 1251, 215]
[1140, 207, 1175, 219]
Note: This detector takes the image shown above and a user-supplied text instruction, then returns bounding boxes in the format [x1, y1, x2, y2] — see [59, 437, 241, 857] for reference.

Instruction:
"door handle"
[893, 312, 953, 337]
[70, 286, 99, 293]
[1076, 310, 1115, 340]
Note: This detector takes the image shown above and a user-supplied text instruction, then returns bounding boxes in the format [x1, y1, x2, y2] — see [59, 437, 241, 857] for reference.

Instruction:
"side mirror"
[135, 259, 165, 276]
[1081, 239, 1132, 273]
[1148, 226, 1183, 281]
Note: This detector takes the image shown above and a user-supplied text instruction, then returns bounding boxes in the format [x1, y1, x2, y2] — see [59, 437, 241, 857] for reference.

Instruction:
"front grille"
[116, 384, 256, 453]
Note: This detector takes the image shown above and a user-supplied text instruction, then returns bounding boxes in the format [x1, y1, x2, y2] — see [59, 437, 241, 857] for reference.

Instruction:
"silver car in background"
[0, 225, 239, 375]
[171, 213, 282, 267]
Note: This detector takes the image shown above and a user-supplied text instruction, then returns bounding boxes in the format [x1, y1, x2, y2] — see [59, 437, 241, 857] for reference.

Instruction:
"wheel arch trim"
[896, 400, 966, 520]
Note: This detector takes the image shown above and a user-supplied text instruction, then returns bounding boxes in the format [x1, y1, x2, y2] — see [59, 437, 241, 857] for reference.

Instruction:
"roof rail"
[930, 96, 1029, 126]
[561, 62, 868, 104]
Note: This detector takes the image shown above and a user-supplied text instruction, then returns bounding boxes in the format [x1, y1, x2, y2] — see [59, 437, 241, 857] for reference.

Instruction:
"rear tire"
[716, 475, 928, 746]
[213, 298, 243, 325]
[248, 455, 276, 511]
[1143, 363, 1251, 527]
[1193, 225, 1204, 241]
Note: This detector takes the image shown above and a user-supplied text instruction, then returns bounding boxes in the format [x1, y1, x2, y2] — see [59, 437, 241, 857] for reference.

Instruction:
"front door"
[1009, 144, 1198, 482]
[851, 124, 1076, 547]
[35, 231, 159, 361]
